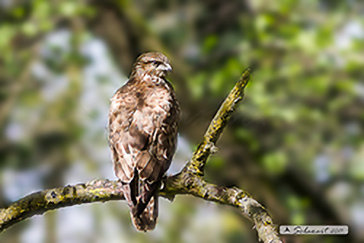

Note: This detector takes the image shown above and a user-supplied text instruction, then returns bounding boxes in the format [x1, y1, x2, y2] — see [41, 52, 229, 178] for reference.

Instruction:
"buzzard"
[108, 52, 180, 231]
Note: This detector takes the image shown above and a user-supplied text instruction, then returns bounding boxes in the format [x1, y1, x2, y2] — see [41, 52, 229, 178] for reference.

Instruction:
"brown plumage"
[108, 52, 180, 231]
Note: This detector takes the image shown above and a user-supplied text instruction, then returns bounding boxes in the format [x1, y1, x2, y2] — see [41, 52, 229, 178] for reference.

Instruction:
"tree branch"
[184, 68, 251, 175]
[162, 174, 281, 243]
[0, 69, 282, 242]
[0, 180, 124, 233]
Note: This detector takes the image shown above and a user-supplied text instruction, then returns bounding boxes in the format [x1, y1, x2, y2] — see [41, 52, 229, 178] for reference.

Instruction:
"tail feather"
[131, 193, 158, 231]
[124, 178, 160, 232]
[134, 181, 160, 216]
[122, 171, 138, 208]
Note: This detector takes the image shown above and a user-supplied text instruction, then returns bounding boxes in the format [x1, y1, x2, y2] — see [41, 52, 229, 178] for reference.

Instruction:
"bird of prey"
[108, 52, 180, 231]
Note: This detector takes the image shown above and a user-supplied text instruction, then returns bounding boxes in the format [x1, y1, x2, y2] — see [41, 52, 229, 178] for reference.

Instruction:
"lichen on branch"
[184, 68, 251, 175]
[0, 180, 124, 233]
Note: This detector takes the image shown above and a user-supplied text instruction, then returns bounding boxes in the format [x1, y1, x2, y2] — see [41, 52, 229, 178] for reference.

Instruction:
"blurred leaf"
[21, 22, 38, 36]
[262, 151, 288, 175]
[60, 1, 79, 17]
[0, 25, 15, 50]
[202, 35, 218, 54]
[349, 144, 364, 180]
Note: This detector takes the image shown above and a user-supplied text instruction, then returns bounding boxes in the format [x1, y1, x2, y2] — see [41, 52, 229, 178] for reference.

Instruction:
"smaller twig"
[184, 68, 251, 176]
[0, 57, 34, 128]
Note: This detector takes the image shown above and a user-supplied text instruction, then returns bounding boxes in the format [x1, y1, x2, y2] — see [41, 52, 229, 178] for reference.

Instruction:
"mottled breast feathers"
[108, 52, 180, 231]
[108, 78, 180, 183]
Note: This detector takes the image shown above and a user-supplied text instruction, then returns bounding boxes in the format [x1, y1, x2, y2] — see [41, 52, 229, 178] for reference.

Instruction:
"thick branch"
[0, 69, 282, 242]
[0, 180, 124, 232]
[0, 175, 281, 242]
[162, 173, 282, 243]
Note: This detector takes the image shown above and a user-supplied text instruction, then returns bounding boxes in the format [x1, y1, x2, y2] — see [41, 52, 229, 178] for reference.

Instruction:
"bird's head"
[131, 52, 172, 78]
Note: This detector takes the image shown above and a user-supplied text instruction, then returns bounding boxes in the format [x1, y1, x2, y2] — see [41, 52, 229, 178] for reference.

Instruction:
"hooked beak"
[156, 63, 172, 72]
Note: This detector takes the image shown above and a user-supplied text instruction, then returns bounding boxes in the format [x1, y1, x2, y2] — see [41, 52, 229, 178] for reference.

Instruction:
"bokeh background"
[1, 0, 364, 243]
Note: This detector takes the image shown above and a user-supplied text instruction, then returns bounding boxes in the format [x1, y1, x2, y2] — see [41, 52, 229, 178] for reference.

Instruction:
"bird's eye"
[145, 60, 161, 67]
[153, 61, 160, 66]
